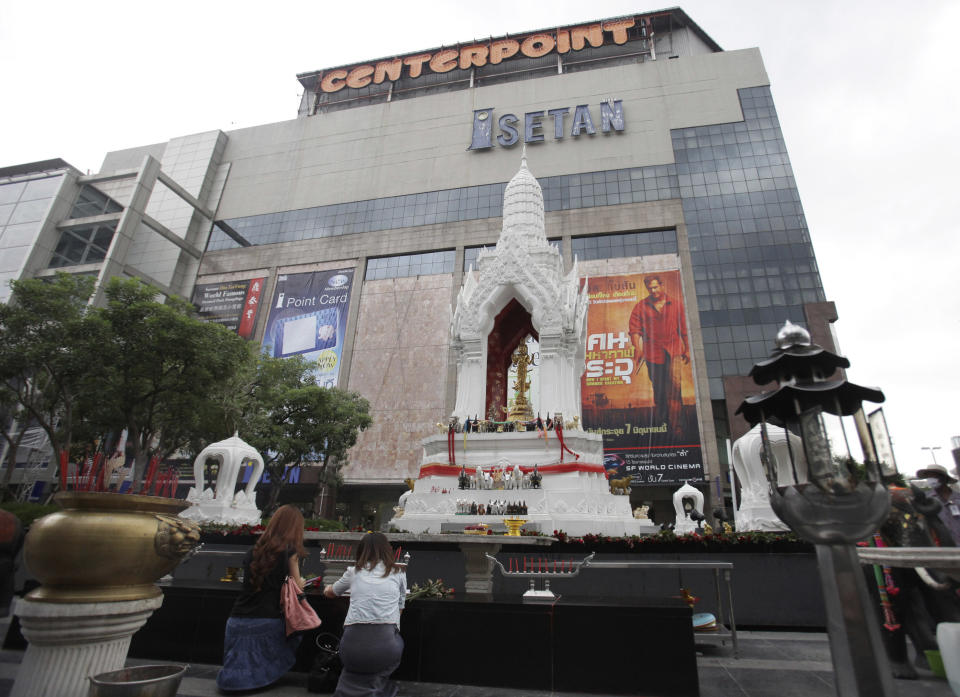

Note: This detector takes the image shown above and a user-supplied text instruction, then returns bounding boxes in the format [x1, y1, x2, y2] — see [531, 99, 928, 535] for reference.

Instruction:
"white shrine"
[182, 432, 264, 525]
[730, 423, 804, 532]
[396, 153, 653, 537]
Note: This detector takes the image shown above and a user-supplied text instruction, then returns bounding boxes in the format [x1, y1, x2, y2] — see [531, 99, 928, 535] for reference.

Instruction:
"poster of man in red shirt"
[629, 275, 688, 439]
[581, 270, 702, 486]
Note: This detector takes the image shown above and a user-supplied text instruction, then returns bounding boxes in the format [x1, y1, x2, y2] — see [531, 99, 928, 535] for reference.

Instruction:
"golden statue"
[508, 342, 535, 421]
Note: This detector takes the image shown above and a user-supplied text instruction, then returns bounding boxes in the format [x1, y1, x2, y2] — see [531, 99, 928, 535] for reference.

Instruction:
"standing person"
[217, 505, 308, 692]
[324, 532, 407, 697]
[916, 464, 960, 544]
[628, 275, 689, 438]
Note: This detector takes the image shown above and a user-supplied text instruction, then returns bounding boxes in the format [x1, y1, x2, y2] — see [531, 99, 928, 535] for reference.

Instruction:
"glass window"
[572, 229, 677, 261]
[48, 223, 117, 268]
[70, 185, 122, 218]
[365, 250, 455, 281]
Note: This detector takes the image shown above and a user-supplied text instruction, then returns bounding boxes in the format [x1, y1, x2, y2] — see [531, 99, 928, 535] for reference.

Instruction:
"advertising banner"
[581, 271, 703, 486]
[867, 407, 898, 477]
[192, 278, 266, 339]
[261, 269, 354, 387]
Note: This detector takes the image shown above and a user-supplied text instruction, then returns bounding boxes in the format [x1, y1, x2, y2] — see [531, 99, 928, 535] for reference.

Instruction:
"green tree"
[79, 278, 256, 484]
[0, 274, 99, 499]
[235, 355, 372, 514]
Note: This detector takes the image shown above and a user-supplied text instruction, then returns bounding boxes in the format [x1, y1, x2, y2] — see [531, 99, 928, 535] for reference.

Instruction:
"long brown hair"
[249, 505, 307, 590]
[354, 532, 398, 576]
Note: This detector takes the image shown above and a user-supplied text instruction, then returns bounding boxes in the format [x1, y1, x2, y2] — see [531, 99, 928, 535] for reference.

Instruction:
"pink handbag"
[281, 576, 322, 636]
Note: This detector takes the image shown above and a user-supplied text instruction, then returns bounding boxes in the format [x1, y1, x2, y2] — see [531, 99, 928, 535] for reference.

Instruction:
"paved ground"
[0, 628, 952, 696]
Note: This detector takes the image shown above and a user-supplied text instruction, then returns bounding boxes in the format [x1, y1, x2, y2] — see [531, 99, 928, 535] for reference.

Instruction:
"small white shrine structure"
[672, 482, 705, 534]
[730, 423, 805, 531]
[396, 154, 652, 537]
[182, 432, 264, 525]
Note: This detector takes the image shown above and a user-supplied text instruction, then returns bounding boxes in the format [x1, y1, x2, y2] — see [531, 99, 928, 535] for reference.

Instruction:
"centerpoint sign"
[310, 14, 655, 94]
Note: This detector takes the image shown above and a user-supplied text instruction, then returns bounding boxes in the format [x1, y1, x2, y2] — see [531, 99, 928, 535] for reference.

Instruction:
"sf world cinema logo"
[468, 99, 624, 150]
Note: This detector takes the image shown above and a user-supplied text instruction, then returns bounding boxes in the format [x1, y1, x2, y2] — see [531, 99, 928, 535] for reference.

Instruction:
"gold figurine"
[508, 343, 535, 421]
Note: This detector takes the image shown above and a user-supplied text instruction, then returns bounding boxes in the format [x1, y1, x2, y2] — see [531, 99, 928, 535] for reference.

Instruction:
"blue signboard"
[261, 269, 354, 387]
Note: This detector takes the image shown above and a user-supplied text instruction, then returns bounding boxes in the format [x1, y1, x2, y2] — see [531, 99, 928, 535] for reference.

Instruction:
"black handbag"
[307, 632, 341, 693]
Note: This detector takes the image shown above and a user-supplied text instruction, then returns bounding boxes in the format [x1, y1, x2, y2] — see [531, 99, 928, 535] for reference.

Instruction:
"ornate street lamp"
[736, 320, 893, 696]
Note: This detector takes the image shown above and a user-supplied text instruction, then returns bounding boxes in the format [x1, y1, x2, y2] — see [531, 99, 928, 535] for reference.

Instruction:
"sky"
[1, 1, 957, 476]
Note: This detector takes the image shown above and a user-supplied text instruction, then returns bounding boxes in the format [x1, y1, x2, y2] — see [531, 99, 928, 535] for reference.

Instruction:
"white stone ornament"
[182, 433, 264, 525]
[672, 482, 705, 534]
[731, 423, 805, 531]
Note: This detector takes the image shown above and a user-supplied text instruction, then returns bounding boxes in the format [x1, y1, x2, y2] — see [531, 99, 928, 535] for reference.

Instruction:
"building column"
[91, 155, 163, 306]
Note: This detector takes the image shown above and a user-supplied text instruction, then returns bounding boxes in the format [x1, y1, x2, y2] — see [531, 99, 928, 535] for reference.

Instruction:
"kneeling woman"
[324, 532, 407, 697]
[217, 505, 307, 692]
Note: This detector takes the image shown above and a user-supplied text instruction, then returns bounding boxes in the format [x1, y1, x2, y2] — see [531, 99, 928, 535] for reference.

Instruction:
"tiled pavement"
[0, 629, 952, 696]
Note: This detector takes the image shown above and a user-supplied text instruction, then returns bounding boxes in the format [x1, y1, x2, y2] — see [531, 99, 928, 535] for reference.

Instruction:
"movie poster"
[260, 269, 354, 387]
[192, 278, 266, 339]
[581, 271, 703, 486]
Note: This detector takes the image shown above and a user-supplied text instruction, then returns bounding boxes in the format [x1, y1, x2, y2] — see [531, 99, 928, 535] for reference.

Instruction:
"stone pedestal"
[11, 596, 163, 697]
[462, 542, 502, 596]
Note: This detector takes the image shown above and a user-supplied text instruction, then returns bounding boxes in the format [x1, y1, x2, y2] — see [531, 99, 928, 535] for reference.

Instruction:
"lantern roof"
[748, 344, 850, 386]
[736, 379, 885, 425]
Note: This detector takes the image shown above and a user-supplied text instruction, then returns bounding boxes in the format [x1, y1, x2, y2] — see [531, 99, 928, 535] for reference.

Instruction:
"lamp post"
[737, 320, 893, 697]
[921, 446, 942, 466]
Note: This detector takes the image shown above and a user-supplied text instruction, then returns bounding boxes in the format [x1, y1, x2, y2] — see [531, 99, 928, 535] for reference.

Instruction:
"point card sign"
[261, 269, 354, 387]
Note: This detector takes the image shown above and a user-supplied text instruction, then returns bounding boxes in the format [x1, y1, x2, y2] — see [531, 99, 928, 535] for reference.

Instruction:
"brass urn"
[24, 491, 201, 603]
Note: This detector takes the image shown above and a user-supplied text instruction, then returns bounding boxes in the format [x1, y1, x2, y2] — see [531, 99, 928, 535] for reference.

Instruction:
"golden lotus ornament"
[24, 491, 201, 603]
[503, 518, 527, 537]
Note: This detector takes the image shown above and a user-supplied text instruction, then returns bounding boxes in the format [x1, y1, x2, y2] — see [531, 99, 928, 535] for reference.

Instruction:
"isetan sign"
[315, 16, 650, 94]
[468, 101, 624, 150]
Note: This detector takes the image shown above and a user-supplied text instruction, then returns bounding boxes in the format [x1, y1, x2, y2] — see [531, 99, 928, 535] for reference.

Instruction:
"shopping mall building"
[0, 8, 837, 527]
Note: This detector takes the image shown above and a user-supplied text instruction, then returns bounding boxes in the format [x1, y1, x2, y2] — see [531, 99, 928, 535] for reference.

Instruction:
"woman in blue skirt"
[324, 532, 407, 697]
[217, 505, 308, 691]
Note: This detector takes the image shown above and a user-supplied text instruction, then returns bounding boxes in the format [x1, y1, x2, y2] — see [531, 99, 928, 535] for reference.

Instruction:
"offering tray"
[486, 552, 595, 602]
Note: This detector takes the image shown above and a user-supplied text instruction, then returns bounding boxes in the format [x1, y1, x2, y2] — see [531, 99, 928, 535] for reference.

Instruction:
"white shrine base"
[734, 499, 789, 532]
[181, 487, 262, 526]
[398, 431, 656, 537]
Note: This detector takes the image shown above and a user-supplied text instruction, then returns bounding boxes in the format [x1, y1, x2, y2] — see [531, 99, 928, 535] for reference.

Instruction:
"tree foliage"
[0, 274, 99, 496]
[0, 274, 373, 507]
[80, 278, 256, 482]
[234, 354, 372, 513]
[0, 274, 256, 491]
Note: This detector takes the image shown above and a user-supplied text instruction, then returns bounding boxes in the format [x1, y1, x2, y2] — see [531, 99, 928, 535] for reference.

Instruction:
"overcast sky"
[1, 1, 956, 476]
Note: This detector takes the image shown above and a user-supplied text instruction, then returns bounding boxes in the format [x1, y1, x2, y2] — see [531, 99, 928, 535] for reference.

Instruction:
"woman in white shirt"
[324, 532, 407, 697]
